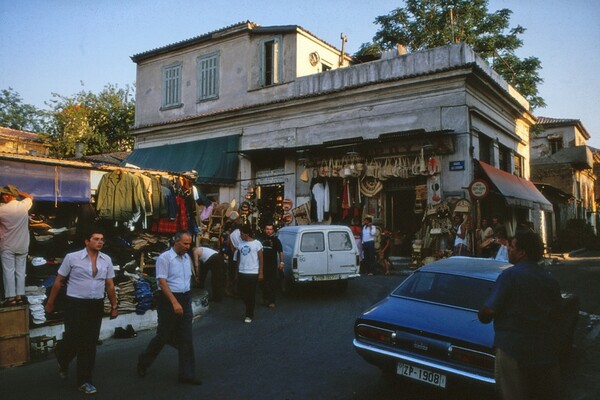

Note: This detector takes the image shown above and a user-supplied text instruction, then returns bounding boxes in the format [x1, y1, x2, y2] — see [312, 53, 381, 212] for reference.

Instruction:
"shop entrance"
[385, 187, 421, 256]
[256, 183, 284, 230]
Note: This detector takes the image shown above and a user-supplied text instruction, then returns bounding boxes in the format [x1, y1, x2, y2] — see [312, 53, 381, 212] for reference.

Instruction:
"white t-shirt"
[0, 198, 33, 252]
[238, 239, 263, 275]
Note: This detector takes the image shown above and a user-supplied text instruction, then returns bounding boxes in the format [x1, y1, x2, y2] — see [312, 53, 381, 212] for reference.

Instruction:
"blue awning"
[0, 159, 91, 202]
[122, 135, 240, 184]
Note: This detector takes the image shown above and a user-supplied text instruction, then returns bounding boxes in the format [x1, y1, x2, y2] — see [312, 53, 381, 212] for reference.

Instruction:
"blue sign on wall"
[449, 161, 465, 171]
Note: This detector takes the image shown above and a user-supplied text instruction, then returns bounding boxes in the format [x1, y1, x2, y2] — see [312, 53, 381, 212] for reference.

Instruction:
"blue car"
[353, 257, 578, 391]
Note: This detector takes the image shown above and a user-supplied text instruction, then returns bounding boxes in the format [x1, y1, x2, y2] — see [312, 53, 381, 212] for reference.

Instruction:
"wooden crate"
[0, 305, 29, 337]
[0, 334, 30, 368]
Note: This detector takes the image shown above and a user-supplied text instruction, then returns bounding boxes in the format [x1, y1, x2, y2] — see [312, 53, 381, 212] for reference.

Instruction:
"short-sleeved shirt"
[238, 239, 263, 275]
[0, 198, 33, 252]
[58, 248, 115, 299]
[260, 235, 283, 268]
[156, 248, 192, 293]
[483, 260, 562, 365]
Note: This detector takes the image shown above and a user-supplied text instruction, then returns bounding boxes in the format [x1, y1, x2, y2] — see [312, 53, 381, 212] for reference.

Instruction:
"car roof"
[277, 225, 352, 234]
[417, 256, 513, 281]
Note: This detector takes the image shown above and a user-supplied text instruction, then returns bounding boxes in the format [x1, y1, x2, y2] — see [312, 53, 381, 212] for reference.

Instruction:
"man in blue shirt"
[137, 230, 201, 385]
[479, 231, 562, 400]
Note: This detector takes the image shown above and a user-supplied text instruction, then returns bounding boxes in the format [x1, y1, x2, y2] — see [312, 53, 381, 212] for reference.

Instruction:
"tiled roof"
[131, 21, 345, 63]
[536, 116, 581, 126]
[0, 126, 45, 142]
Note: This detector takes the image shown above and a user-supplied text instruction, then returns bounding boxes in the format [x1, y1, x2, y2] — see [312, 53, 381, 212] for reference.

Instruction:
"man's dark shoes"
[178, 377, 202, 385]
[136, 362, 146, 378]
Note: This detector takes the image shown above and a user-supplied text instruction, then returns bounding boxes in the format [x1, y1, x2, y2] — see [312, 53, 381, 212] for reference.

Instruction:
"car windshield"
[392, 271, 495, 310]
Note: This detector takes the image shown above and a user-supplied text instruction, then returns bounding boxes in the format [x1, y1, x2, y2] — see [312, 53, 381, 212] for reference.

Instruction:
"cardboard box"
[0, 305, 29, 337]
[0, 335, 30, 368]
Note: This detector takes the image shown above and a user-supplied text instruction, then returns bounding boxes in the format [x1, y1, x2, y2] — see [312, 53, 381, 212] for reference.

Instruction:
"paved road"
[1, 255, 599, 399]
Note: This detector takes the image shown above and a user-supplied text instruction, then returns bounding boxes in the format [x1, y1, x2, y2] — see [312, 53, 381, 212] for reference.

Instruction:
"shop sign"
[469, 179, 489, 200]
[449, 161, 465, 171]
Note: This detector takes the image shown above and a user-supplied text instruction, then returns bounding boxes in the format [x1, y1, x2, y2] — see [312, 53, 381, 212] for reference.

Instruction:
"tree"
[47, 84, 135, 158]
[0, 87, 49, 132]
[354, 0, 545, 109]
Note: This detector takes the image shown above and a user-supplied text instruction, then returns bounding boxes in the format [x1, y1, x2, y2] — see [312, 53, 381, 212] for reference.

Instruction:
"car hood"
[357, 296, 494, 349]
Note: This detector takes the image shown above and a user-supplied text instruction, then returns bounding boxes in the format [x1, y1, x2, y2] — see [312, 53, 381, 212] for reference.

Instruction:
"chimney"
[75, 142, 84, 159]
[397, 44, 407, 55]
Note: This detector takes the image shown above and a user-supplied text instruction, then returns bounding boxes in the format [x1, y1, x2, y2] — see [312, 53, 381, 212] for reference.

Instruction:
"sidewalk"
[29, 289, 210, 343]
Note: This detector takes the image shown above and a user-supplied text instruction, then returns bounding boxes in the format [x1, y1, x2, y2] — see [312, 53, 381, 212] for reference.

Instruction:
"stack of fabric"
[134, 278, 154, 315]
[25, 286, 47, 325]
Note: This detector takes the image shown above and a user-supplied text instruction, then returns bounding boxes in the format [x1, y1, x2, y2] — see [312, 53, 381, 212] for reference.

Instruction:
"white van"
[277, 225, 361, 293]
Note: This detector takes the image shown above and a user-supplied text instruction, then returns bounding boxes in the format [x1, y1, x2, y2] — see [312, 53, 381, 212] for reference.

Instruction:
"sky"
[1, 0, 599, 145]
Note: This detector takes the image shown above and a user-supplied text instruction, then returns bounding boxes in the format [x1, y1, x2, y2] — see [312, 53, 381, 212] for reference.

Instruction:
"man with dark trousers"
[45, 228, 118, 395]
[259, 224, 284, 308]
[137, 231, 201, 385]
[479, 231, 563, 399]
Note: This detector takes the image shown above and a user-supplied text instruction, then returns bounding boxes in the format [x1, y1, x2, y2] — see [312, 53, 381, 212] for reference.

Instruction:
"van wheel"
[281, 274, 296, 296]
[335, 280, 348, 293]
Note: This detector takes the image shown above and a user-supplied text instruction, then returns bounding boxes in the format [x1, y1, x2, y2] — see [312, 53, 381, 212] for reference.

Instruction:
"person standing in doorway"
[362, 217, 377, 275]
[45, 228, 118, 395]
[137, 231, 201, 385]
[237, 225, 263, 323]
[259, 224, 284, 308]
[0, 185, 33, 306]
[478, 231, 563, 400]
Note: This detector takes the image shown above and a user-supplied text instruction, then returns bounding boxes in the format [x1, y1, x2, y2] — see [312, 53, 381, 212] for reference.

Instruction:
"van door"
[297, 231, 327, 280]
[327, 229, 357, 276]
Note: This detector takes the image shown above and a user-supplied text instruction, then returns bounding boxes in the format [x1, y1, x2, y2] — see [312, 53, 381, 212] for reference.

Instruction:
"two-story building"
[530, 117, 596, 240]
[124, 21, 552, 257]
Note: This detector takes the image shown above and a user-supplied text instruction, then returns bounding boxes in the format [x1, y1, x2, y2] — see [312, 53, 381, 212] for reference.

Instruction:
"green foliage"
[46, 84, 135, 158]
[0, 87, 49, 132]
[354, 0, 545, 109]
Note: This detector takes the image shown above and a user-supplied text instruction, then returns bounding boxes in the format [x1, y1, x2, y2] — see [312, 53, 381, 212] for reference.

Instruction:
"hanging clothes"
[311, 180, 330, 223]
[96, 169, 146, 221]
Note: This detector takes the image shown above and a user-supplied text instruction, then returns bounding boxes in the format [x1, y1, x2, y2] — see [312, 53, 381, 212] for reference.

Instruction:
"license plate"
[397, 363, 447, 388]
[314, 274, 339, 281]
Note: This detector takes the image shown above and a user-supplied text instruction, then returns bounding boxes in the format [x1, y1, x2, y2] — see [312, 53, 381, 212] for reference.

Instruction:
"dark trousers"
[138, 291, 195, 380]
[238, 273, 258, 318]
[260, 263, 278, 304]
[56, 296, 104, 385]
[198, 254, 225, 301]
[363, 241, 376, 274]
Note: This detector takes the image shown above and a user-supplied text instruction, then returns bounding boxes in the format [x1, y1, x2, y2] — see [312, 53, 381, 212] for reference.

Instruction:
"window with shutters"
[162, 62, 182, 109]
[197, 52, 219, 101]
[259, 37, 282, 87]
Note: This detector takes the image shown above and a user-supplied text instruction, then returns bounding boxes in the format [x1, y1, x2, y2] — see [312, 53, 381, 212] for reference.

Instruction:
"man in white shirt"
[362, 217, 377, 275]
[45, 229, 118, 395]
[137, 231, 201, 385]
[0, 185, 33, 306]
[237, 225, 263, 323]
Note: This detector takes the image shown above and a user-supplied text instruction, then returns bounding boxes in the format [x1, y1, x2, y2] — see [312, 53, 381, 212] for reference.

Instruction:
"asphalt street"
[0, 253, 598, 400]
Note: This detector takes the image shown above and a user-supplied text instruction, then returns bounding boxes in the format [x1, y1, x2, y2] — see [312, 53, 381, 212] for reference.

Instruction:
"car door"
[297, 231, 327, 279]
[327, 229, 356, 276]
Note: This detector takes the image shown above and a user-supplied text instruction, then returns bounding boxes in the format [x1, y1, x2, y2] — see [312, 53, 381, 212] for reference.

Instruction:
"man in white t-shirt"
[0, 185, 33, 306]
[237, 225, 263, 323]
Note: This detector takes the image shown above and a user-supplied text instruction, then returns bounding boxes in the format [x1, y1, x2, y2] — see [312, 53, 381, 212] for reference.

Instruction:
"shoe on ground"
[244, 317, 252, 323]
[268, 303, 276, 308]
[137, 362, 146, 378]
[78, 383, 97, 394]
[58, 368, 68, 379]
[178, 377, 203, 385]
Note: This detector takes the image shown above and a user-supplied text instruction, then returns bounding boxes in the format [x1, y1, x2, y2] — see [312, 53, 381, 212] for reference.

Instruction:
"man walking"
[237, 225, 263, 323]
[45, 229, 118, 395]
[137, 231, 201, 385]
[0, 185, 33, 306]
[259, 224, 283, 308]
[361, 217, 376, 275]
[478, 231, 563, 399]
